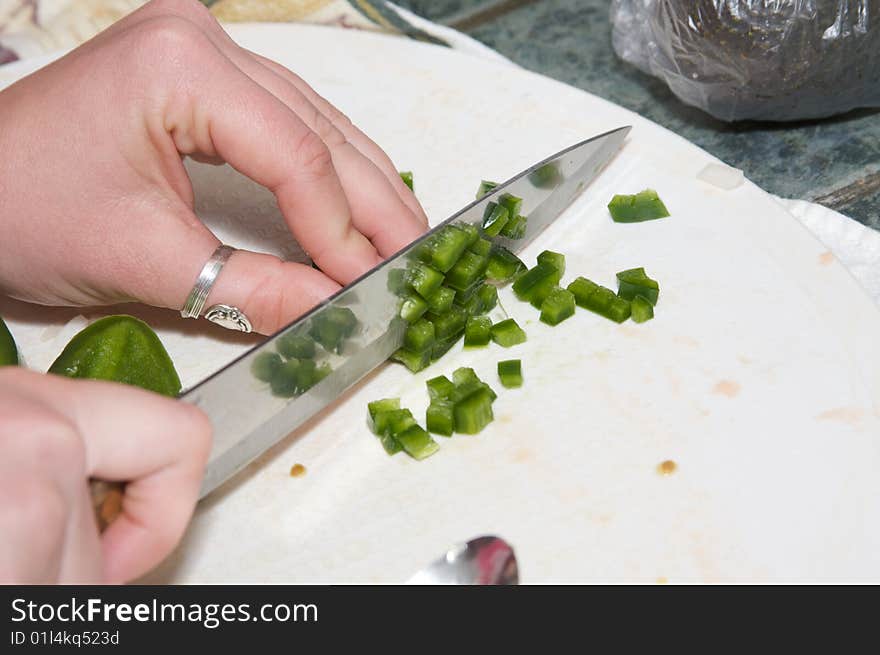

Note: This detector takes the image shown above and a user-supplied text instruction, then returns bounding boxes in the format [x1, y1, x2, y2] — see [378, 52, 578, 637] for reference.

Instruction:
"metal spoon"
[406, 536, 518, 585]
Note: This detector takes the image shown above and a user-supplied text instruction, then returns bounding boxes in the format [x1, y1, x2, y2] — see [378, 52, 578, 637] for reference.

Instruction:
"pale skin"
[0, 0, 429, 583]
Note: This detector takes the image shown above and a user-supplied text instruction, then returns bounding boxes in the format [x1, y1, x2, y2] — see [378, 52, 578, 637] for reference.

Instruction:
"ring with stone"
[180, 245, 253, 333]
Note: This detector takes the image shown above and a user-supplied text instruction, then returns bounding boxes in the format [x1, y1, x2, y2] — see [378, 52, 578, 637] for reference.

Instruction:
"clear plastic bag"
[610, 1, 880, 122]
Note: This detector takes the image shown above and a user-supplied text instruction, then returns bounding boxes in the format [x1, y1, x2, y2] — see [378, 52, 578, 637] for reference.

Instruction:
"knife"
[91, 125, 630, 524]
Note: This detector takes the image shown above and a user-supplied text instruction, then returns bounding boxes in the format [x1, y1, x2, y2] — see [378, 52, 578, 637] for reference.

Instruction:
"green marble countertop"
[395, 0, 879, 231]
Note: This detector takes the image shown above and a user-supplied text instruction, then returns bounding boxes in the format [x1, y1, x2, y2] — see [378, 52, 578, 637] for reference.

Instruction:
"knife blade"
[182, 126, 630, 499]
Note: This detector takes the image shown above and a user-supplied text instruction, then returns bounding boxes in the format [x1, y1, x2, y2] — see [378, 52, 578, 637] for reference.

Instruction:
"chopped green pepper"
[396, 424, 440, 460]
[469, 236, 493, 258]
[407, 263, 444, 299]
[512, 262, 561, 307]
[426, 375, 455, 400]
[579, 285, 631, 323]
[424, 286, 456, 314]
[379, 433, 404, 455]
[486, 246, 526, 283]
[497, 359, 523, 388]
[426, 400, 454, 436]
[404, 318, 435, 353]
[399, 293, 429, 324]
[453, 387, 494, 435]
[452, 367, 481, 387]
[445, 249, 490, 292]
[476, 283, 498, 313]
[276, 332, 316, 359]
[431, 334, 462, 361]
[616, 267, 660, 305]
[529, 162, 562, 188]
[490, 318, 527, 347]
[270, 358, 302, 398]
[608, 189, 670, 223]
[631, 295, 655, 323]
[425, 225, 472, 273]
[566, 277, 600, 308]
[48, 315, 181, 397]
[481, 202, 510, 237]
[0, 317, 18, 366]
[540, 287, 576, 326]
[373, 408, 415, 437]
[427, 306, 468, 340]
[499, 214, 528, 239]
[390, 347, 431, 373]
[499, 193, 522, 221]
[251, 351, 283, 382]
[476, 180, 499, 199]
[536, 250, 565, 277]
[399, 171, 413, 191]
[464, 316, 492, 348]
[458, 223, 481, 248]
[310, 307, 358, 354]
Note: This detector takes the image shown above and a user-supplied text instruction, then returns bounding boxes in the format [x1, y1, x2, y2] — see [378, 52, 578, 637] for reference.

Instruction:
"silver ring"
[180, 245, 252, 333]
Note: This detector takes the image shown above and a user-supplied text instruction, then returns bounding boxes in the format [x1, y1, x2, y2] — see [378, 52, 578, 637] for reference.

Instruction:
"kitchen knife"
[91, 125, 630, 525]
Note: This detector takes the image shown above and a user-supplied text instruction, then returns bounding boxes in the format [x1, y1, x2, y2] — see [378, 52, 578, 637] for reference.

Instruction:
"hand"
[0, 367, 211, 583]
[0, 0, 428, 335]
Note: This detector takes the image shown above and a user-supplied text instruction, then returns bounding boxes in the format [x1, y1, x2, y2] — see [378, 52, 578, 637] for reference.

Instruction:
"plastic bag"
[610, 0, 880, 122]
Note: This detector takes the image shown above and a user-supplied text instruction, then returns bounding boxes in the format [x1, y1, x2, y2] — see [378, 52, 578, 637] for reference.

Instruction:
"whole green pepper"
[48, 315, 181, 397]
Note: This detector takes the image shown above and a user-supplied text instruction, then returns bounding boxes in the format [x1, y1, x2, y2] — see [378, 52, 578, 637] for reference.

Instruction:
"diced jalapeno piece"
[425, 286, 456, 314]
[536, 250, 565, 277]
[579, 285, 630, 323]
[380, 433, 403, 455]
[396, 424, 440, 460]
[607, 297, 632, 323]
[276, 333, 316, 359]
[540, 287, 576, 326]
[404, 319, 436, 353]
[251, 352, 283, 382]
[458, 223, 481, 248]
[399, 171, 413, 191]
[399, 293, 429, 323]
[372, 407, 412, 437]
[270, 359, 302, 398]
[608, 189, 670, 223]
[453, 279, 484, 305]
[453, 387, 495, 435]
[567, 277, 600, 308]
[499, 214, 528, 239]
[512, 262, 561, 305]
[426, 375, 455, 400]
[426, 225, 472, 273]
[367, 398, 401, 422]
[476, 180, 499, 199]
[390, 347, 431, 373]
[499, 193, 522, 220]
[477, 284, 498, 313]
[452, 367, 481, 387]
[490, 318, 527, 347]
[497, 359, 523, 388]
[481, 202, 510, 237]
[446, 250, 489, 292]
[616, 267, 660, 305]
[469, 237, 493, 257]
[486, 246, 526, 283]
[427, 306, 468, 340]
[464, 317, 492, 348]
[431, 334, 462, 361]
[407, 263, 444, 299]
[294, 359, 319, 392]
[426, 400, 454, 436]
[631, 295, 654, 323]
[310, 307, 358, 354]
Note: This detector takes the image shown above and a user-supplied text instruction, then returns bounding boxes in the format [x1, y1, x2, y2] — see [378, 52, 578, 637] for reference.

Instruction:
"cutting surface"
[2, 23, 879, 583]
